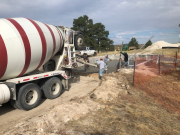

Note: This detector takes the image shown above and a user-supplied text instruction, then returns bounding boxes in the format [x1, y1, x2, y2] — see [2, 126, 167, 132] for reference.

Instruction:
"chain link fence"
[133, 52, 180, 87]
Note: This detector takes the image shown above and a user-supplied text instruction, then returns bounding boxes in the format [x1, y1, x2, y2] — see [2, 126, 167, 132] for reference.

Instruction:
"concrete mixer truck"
[0, 18, 85, 110]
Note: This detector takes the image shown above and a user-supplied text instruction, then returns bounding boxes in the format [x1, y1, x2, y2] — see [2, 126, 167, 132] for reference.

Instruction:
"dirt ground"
[0, 75, 99, 134]
[1, 68, 180, 135]
[135, 70, 180, 115]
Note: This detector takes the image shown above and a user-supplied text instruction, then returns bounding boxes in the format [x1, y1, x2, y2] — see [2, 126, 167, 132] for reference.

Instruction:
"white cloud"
[157, 31, 180, 36]
[116, 36, 122, 39]
[117, 31, 136, 35]
[132, 36, 150, 39]
[157, 33, 171, 36]
[0, 0, 179, 44]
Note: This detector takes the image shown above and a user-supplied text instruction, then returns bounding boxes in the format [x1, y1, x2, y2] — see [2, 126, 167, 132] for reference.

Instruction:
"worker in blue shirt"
[96, 58, 105, 80]
[104, 54, 112, 69]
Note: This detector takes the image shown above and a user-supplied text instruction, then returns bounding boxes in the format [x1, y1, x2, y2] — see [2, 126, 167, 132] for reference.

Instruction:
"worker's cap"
[105, 54, 108, 57]
[100, 58, 103, 60]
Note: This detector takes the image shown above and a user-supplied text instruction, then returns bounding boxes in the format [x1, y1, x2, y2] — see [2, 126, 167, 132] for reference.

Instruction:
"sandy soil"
[0, 76, 99, 134]
[1, 71, 131, 135]
[0, 44, 179, 134]
[1, 69, 180, 135]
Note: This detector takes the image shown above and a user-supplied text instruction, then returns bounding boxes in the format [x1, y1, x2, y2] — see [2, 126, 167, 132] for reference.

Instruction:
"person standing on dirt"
[83, 53, 89, 70]
[96, 58, 105, 80]
[104, 54, 112, 69]
[120, 52, 128, 67]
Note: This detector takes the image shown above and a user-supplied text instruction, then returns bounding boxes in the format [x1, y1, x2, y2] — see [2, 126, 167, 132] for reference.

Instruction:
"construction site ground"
[1, 65, 180, 134]
[1, 44, 180, 134]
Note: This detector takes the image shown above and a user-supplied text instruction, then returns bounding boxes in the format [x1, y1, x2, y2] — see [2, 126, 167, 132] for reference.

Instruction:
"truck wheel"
[41, 77, 62, 99]
[75, 34, 84, 50]
[72, 62, 78, 68]
[94, 52, 97, 56]
[16, 83, 42, 111]
[10, 99, 23, 109]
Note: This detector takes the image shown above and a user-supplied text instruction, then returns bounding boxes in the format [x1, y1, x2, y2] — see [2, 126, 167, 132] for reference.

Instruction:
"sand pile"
[146, 41, 180, 50]
[92, 74, 128, 101]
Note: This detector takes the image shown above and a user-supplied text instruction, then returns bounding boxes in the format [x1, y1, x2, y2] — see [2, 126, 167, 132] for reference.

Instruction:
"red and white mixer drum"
[0, 18, 63, 80]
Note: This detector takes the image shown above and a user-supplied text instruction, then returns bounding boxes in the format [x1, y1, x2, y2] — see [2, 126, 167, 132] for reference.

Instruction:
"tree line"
[71, 15, 114, 52]
[128, 37, 152, 49]
[71, 15, 153, 51]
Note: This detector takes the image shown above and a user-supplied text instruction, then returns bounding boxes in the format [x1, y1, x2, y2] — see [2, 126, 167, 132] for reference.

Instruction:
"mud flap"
[62, 78, 69, 91]
[5, 82, 16, 100]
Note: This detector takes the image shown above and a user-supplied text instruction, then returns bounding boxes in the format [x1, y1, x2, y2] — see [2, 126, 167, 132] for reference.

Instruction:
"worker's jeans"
[104, 64, 108, 69]
[99, 68, 104, 77]
[124, 61, 128, 67]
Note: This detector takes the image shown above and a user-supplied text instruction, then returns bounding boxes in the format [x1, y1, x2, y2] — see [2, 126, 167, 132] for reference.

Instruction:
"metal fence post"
[119, 58, 121, 74]
[159, 54, 160, 75]
[175, 51, 177, 70]
[133, 57, 136, 86]
[119, 53, 121, 74]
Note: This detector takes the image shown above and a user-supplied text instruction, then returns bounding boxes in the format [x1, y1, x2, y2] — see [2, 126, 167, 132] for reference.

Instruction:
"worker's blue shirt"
[104, 57, 110, 64]
[96, 60, 105, 69]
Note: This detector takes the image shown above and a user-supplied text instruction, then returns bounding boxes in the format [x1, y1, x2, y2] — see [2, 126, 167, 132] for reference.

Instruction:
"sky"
[0, 0, 180, 45]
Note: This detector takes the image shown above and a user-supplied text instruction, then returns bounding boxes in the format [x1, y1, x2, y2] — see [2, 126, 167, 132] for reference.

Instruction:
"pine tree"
[145, 40, 152, 48]
[128, 37, 139, 48]
[71, 15, 114, 51]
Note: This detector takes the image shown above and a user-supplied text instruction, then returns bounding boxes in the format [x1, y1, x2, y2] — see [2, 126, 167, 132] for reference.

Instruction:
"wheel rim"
[50, 82, 60, 95]
[77, 38, 83, 47]
[25, 89, 38, 105]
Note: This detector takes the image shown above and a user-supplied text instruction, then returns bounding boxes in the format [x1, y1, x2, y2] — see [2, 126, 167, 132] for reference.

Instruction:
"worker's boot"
[99, 76, 102, 80]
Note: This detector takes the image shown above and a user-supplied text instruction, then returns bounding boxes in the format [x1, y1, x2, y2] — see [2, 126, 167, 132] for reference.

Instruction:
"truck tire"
[74, 34, 84, 50]
[10, 99, 23, 109]
[16, 83, 42, 111]
[72, 62, 78, 68]
[41, 77, 62, 99]
[93, 52, 97, 56]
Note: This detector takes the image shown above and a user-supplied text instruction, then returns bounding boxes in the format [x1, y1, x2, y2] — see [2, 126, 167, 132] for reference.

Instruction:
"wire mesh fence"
[176, 53, 180, 70]
[133, 51, 180, 114]
[133, 55, 159, 87]
[133, 52, 180, 87]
